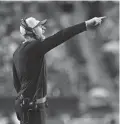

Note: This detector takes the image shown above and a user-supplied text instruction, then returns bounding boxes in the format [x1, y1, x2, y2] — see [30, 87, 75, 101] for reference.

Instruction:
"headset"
[20, 18, 36, 37]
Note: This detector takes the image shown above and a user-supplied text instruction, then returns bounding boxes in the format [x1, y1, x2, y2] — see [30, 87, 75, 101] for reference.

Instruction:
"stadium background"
[0, 1, 119, 124]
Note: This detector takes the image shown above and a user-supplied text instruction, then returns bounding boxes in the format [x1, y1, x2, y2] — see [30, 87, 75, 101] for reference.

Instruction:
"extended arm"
[42, 22, 86, 54]
[13, 63, 21, 93]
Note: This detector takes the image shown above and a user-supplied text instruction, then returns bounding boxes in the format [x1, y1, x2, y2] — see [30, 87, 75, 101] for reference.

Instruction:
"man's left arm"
[42, 22, 86, 54]
[41, 16, 106, 54]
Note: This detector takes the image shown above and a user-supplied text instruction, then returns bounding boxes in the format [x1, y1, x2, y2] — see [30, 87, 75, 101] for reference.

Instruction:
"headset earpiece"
[20, 18, 33, 32]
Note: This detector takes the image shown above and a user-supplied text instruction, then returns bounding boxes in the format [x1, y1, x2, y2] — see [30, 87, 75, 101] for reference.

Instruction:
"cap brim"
[40, 19, 47, 25]
[33, 19, 47, 29]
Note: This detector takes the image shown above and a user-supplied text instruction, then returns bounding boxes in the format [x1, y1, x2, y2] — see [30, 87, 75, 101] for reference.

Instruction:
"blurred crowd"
[0, 1, 119, 124]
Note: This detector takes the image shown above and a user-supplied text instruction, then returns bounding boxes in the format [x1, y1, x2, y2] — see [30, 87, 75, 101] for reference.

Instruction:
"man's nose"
[42, 25, 46, 30]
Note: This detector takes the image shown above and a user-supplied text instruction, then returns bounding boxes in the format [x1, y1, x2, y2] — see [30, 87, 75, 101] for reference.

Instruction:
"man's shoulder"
[13, 46, 19, 59]
[24, 39, 42, 46]
[13, 43, 23, 58]
[13, 40, 42, 57]
[26, 40, 42, 50]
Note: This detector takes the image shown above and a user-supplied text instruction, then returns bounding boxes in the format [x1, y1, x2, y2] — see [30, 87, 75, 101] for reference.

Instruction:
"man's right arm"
[13, 62, 21, 93]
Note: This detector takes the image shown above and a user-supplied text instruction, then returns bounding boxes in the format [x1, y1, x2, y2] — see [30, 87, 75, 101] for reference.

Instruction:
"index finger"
[99, 16, 107, 20]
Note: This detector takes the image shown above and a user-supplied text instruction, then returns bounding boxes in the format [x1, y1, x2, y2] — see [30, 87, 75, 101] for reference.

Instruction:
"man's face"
[34, 25, 46, 40]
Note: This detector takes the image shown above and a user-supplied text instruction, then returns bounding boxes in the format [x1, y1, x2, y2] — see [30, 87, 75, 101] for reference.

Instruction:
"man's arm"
[42, 22, 86, 54]
[13, 63, 21, 93]
[40, 16, 106, 54]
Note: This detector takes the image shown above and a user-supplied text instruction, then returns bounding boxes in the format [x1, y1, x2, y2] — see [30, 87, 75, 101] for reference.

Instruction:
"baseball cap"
[20, 17, 47, 36]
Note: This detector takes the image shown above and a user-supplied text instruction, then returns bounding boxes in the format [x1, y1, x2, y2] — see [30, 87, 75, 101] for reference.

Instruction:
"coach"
[13, 16, 106, 124]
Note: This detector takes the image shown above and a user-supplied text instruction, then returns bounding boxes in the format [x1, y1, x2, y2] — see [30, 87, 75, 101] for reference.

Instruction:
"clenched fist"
[85, 16, 106, 29]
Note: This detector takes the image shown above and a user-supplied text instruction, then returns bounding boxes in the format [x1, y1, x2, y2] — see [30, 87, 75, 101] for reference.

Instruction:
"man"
[13, 16, 106, 124]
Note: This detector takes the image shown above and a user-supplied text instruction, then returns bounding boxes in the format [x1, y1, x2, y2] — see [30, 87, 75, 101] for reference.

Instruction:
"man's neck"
[23, 36, 45, 44]
[23, 37, 35, 43]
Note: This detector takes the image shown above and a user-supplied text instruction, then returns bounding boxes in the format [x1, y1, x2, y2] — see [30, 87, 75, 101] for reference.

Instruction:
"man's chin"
[42, 35, 45, 40]
[36, 35, 45, 41]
